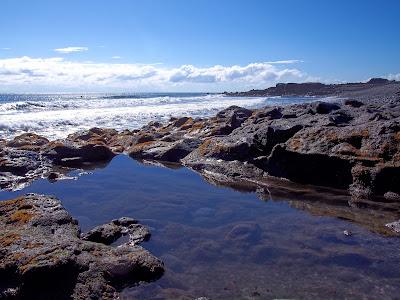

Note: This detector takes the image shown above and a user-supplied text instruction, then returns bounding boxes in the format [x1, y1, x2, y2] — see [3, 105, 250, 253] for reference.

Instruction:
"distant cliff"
[225, 78, 398, 97]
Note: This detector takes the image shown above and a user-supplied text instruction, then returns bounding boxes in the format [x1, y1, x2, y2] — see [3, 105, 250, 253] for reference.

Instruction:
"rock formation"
[0, 194, 164, 299]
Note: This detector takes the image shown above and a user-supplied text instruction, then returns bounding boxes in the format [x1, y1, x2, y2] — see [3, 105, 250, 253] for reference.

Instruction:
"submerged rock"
[0, 194, 164, 299]
[81, 217, 150, 246]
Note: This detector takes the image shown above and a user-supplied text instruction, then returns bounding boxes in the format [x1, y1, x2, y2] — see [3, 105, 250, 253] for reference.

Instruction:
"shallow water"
[0, 93, 327, 140]
[0, 155, 399, 299]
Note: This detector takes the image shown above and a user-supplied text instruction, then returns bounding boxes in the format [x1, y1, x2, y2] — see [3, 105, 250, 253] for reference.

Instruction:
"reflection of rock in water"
[192, 169, 400, 236]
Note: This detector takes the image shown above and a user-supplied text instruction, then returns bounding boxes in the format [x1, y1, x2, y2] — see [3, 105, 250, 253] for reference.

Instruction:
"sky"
[0, 0, 399, 92]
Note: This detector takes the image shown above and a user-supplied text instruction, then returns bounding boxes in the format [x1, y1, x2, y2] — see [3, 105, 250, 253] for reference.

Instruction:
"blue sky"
[0, 0, 399, 92]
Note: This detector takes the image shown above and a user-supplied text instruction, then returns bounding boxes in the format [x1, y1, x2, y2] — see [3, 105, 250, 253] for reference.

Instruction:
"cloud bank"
[54, 47, 89, 54]
[0, 56, 309, 91]
[387, 73, 400, 81]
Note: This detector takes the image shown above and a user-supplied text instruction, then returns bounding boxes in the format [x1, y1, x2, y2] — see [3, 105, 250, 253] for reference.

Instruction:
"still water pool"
[1, 155, 399, 299]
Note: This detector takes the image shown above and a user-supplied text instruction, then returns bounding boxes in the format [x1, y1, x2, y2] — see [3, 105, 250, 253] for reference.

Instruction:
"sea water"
[0, 93, 326, 140]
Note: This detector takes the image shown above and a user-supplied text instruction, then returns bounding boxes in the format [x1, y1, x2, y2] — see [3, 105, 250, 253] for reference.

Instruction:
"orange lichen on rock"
[10, 209, 34, 224]
[0, 232, 21, 246]
[198, 139, 212, 156]
[130, 140, 157, 152]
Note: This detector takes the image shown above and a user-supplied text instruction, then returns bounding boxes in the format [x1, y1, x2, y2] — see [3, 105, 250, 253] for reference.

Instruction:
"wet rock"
[0, 194, 164, 299]
[0, 149, 44, 176]
[43, 141, 116, 166]
[47, 172, 59, 181]
[81, 217, 149, 246]
[0, 148, 52, 190]
[112, 216, 137, 226]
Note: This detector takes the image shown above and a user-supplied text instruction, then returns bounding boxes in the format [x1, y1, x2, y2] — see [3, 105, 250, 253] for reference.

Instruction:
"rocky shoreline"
[1, 80, 399, 200]
[1, 79, 400, 298]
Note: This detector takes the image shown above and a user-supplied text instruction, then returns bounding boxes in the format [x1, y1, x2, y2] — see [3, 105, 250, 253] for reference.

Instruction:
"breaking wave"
[0, 93, 323, 140]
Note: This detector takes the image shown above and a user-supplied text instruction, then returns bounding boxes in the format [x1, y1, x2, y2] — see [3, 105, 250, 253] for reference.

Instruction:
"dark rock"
[0, 149, 44, 176]
[266, 145, 353, 189]
[43, 142, 115, 166]
[329, 111, 353, 125]
[314, 102, 341, 114]
[172, 117, 192, 128]
[0, 148, 52, 190]
[374, 166, 400, 195]
[47, 172, 59, 181]
[257, 107, 283, 120]
[214, 106, 253, 134]
[112, 217, 137, 226]
[81, 222, 122, 244]
[344, 99, 364, 108]
[0, 194, 164, 299]
[129, 139, 201, 162]
[253, 124, 303, 155]
[81, 217, 149, 246]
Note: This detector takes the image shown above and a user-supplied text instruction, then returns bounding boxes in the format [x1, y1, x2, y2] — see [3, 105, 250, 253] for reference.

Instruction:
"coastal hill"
[224, 78, 399, 97]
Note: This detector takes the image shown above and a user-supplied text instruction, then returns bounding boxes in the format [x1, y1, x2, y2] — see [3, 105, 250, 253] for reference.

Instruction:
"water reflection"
[0, 155, 399, 299]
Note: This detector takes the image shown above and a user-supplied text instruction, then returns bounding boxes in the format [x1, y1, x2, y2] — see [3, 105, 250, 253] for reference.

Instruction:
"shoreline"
[1, 80, 399, 198]
[1, 79, 400, 298]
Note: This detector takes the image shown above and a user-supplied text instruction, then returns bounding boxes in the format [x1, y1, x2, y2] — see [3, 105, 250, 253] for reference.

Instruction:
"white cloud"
[0, 56, 308, 91]
[1, 47, 11, 50]
[54, 47, 88, 54]
[111, 56, 122, 59]
[387, 73, 400, 81]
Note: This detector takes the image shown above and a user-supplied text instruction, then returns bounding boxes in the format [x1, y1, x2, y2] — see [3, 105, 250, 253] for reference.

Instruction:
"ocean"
[0, 93, 326, 140]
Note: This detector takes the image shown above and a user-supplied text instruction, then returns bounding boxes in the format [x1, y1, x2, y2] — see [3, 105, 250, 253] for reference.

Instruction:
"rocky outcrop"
[1, 83, 399, 201]
[0, 128, 120, 190]
[0, 194, 164, 299]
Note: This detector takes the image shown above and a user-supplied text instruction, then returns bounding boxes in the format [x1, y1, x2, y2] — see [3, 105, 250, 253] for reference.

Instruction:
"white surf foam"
[0, 93, 325, 140]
